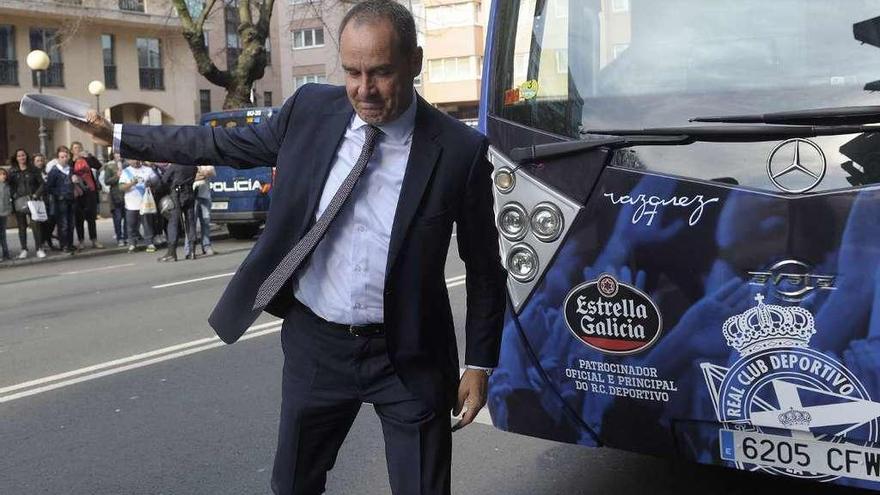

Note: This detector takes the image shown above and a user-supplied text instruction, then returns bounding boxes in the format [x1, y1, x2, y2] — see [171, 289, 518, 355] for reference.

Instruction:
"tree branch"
[169, 0, 229, 87]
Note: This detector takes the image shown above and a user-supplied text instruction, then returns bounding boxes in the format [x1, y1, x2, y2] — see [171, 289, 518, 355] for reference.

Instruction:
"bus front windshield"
[494, 0, 880, 140]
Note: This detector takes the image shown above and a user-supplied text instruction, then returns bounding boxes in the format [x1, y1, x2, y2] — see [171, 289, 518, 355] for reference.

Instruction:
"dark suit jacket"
[119, 84, 507, 409]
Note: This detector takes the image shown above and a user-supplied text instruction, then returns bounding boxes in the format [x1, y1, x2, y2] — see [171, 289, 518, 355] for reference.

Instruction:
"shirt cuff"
[465, 365, 495, 371]
[112, 124, 123, 156]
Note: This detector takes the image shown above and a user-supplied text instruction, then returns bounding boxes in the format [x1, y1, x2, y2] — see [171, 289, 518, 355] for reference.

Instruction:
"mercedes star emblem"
[766, 138, 827, 193]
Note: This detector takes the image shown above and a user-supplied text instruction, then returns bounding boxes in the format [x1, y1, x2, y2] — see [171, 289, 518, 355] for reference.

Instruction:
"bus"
[200, 107, 277, 239]
[482, 0, 880, 490]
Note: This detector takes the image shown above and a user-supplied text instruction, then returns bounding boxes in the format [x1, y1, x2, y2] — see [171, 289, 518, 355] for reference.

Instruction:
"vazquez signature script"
[604, 192, 720, 226]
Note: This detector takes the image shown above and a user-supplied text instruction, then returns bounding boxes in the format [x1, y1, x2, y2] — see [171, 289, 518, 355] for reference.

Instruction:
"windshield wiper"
[509, 135, 692, 163]
[586, 124, 880, 142]
[510, 124, 880, 163]
[690, 105, 880, 125]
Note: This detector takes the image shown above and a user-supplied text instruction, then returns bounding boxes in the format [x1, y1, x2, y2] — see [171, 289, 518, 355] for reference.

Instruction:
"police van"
[483, 0, 880, 490]
[201, 107, 276, 239]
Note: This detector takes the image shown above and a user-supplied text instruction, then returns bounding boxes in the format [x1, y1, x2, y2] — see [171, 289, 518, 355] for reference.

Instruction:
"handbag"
[140, 187, 158, 215]
[27, 200, 47, 222]
[14, 196, 29, 213]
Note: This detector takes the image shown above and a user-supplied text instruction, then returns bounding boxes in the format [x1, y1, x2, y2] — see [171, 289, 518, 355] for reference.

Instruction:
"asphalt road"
[0, 237, 870, 494]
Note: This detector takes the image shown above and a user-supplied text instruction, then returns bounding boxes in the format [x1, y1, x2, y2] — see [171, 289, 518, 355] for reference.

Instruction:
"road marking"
[61, 263, 137, 276]
[1, 276, 468, 404]
[152, 272, 236, 289]
[0, 320, 283, 403]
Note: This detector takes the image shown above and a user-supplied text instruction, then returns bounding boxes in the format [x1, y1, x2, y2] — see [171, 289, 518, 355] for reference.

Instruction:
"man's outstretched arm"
[71, 89, 302, 169]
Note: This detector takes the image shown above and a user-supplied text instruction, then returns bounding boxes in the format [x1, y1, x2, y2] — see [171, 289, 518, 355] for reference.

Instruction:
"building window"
[225, 0, 242, 68]
[119, 0, 145, 12]
[29, 28, 64, 87]
[264, 37, 272, 65]
[425, 2, 478, 30]
[102, 34, 117, 89]
[294, 73, 326, 89]
[611, 0, 629, 13]
[291, 28, 324, 50]
[137, 37, 164, 90]
[427, 56, 479, 83]
[263, 91, 273, 107]
[199, 89, 211, 115]
[0, 25, 17, 86]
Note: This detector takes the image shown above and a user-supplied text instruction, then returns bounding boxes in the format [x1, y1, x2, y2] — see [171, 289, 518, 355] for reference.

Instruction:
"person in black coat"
[45, 147, 77, 254]
[7, 148, 45, 259]
[158, 163, 197, 262]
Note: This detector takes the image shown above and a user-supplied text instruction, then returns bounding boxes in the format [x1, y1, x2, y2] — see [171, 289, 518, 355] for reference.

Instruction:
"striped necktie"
[253, 124, 382, 310]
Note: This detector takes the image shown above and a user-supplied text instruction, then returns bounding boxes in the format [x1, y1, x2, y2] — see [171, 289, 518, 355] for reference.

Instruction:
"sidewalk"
[1, 217, 228, 269]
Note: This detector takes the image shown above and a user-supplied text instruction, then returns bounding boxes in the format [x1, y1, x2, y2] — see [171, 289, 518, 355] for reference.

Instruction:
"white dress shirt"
[294, 95, 416, 325]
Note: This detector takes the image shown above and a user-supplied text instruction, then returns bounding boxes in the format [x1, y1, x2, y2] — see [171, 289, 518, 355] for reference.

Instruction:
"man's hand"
[452, 369, 489, 431]
[69, 110, 113, 147]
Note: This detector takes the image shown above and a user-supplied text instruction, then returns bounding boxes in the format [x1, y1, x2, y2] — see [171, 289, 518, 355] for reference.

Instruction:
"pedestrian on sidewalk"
[71, 141, 104, 250]
[0, 168, 12, 261]
[187, 165, 216, 257]
[32, 153, 59, 251]
[7, 148, 46, 259]
[120, 160, 158, 253]
[158, 163, 197, 262]
[45, 147, 77, 255]
[101, 152, 128, 247]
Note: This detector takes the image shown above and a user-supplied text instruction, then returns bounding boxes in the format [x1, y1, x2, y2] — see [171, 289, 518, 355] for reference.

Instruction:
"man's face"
[340, 19, 422, 124]
[33, 156, 45, 169]
[57, 151, 69, 165]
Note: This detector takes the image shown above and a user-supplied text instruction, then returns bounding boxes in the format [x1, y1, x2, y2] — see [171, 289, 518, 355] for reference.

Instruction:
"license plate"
[720, 429, 880, 482]
[212, 202, 229, 210]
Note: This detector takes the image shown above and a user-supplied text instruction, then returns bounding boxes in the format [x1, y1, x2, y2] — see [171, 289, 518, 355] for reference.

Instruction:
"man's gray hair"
[339, 0, 418, 57]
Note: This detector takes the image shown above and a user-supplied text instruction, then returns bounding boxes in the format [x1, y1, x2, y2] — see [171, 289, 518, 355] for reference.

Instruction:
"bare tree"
[171, 0, 274, 109]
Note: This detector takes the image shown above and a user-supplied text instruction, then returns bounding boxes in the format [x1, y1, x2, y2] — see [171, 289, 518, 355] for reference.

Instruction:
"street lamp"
[88, 80, 106, 160]
[26, 50, 50, 157]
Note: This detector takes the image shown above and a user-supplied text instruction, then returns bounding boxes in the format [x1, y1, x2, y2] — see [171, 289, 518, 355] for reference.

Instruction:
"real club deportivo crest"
[701, 293, 880, 481]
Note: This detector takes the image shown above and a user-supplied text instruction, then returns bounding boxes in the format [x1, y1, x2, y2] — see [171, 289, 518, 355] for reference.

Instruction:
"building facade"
[0, 0, 209, 161]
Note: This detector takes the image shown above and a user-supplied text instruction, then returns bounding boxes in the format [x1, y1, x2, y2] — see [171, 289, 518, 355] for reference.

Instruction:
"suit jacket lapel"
[303, 98, 354, 228]
[385, 98, 442, 279]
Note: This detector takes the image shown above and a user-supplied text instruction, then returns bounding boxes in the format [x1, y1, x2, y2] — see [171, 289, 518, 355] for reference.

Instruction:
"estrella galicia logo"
[701, 294, 880, 481]
[563, 274, 663, 355]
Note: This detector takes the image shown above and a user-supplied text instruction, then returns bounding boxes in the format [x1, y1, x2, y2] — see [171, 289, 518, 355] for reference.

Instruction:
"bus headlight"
[494, 168, 516, 193]
[498, 202, 528, 241]
[530, 202, 563, 242]
[507, 243, 538, 282]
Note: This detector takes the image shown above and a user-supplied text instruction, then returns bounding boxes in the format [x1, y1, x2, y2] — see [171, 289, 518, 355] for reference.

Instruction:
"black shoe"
[185, 252, 197, 260]
[158, 254, 177, 263]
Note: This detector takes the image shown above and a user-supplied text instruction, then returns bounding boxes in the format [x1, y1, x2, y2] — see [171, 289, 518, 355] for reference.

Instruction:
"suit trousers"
[272, 300, 452, 495]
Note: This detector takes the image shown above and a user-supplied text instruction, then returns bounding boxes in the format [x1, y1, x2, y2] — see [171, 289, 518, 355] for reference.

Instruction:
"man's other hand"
[70, 109, 113, 147]
[452, 369, 488, 431]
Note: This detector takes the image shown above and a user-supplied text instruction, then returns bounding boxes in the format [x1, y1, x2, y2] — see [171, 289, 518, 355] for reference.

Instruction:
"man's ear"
[411, 46, 423, 81]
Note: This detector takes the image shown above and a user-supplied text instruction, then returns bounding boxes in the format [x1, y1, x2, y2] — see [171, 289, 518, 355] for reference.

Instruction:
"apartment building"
[278, 0, 490, 120]
[0, 0, 208, 160]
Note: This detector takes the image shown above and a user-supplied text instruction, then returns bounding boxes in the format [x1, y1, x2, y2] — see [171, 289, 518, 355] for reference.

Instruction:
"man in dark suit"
[73, 1, 506, 493]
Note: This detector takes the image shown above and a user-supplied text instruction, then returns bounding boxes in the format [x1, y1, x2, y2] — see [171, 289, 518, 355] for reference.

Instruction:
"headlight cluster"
[494, 168, 515, 193]
[497, 200, 564, 283]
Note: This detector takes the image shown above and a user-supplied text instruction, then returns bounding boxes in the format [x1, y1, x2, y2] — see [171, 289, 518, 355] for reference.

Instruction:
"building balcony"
[0, 60, 18, 86]
[0, 0, 183, 29]
[31, 63, 64, 88]
[139, 67, 164, 90]
[104, 65, 117, 89]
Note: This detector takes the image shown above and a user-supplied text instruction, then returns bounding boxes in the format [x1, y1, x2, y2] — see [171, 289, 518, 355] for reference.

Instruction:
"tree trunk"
[224, 79, 253, 109]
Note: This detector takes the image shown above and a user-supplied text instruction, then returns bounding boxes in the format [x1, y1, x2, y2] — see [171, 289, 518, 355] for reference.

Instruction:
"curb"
[0, 231, 232, 269]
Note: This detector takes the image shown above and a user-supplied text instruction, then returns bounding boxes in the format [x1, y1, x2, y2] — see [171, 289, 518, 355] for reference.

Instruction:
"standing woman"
[7, 149, 45, 259]
[70, 142, 104, 249]
[32, 153, 58, 251]
[45, 147, 76, 255]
